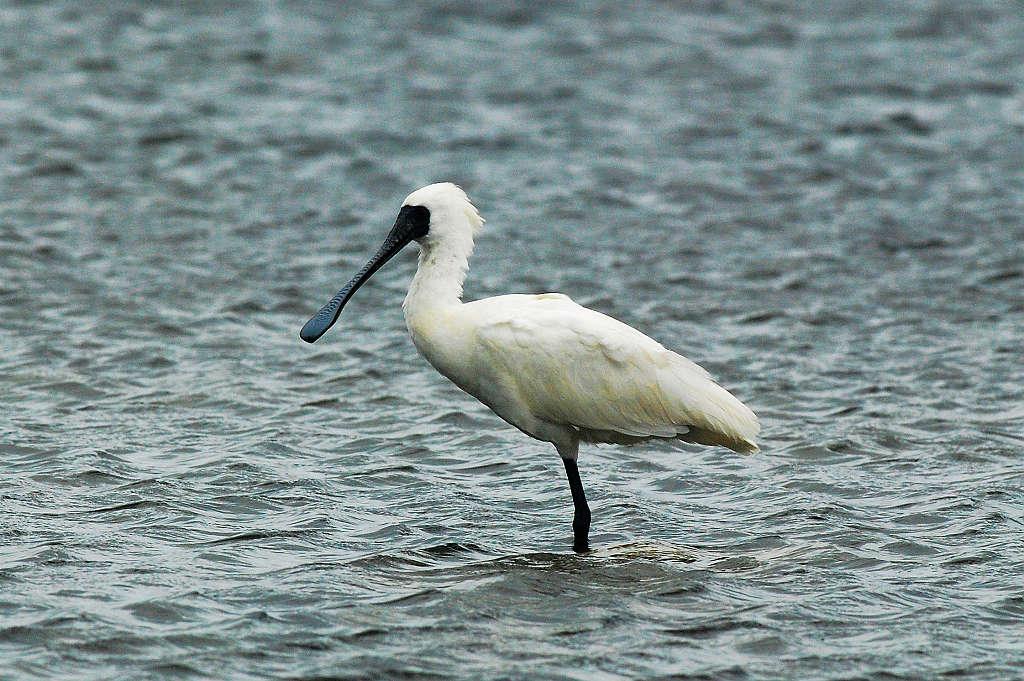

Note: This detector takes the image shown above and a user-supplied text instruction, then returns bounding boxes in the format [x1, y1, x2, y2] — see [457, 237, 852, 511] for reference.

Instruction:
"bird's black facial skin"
[397, 204, 430, 241]
[299, 205, 431, 343]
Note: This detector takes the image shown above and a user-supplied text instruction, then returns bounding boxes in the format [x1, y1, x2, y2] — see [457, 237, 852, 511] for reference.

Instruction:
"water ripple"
[2, 1, 1024, 680]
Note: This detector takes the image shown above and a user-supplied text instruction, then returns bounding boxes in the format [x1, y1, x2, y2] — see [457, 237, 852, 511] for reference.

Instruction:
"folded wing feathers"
[477, 297, 760, 454]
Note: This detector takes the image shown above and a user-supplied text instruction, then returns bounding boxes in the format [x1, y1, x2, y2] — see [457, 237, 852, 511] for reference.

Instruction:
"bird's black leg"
[561, 457, 591, 553]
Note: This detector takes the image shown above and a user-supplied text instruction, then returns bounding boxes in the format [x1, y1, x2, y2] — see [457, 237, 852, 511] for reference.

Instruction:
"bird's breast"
[404, 307, 484, 396]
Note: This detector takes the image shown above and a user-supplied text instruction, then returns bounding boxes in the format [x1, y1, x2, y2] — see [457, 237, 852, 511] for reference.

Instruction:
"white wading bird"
[301, 183, 759, 552]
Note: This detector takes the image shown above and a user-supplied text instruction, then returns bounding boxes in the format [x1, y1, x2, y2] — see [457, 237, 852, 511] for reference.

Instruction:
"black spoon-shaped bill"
[299, 205, 430, 343]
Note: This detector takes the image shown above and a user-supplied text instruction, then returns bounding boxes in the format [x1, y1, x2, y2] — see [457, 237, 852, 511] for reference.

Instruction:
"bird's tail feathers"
[678, 427, 759, 454]
[664, 356, 760, 455]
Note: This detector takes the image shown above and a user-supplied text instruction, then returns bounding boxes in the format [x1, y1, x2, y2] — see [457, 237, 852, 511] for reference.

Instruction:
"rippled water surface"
[3, 1, 1024, 679]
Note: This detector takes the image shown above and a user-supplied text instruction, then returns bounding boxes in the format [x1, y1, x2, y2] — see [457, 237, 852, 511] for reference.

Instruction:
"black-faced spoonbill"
[300, 183, 759, 552]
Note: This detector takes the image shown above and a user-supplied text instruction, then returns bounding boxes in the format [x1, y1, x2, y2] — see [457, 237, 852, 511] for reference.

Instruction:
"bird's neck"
[403, 240, 471, 320]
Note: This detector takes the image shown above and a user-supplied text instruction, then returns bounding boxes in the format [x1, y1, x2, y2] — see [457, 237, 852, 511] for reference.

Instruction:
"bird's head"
[299, 183, 483, 343]
[400, 182, 484, 251]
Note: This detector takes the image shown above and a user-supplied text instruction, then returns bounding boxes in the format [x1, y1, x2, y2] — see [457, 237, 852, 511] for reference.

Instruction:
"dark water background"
[2, 1, 1023, 679]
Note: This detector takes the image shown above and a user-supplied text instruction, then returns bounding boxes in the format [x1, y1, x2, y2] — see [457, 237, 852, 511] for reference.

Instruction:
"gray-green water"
[2, 1, 1023, 679]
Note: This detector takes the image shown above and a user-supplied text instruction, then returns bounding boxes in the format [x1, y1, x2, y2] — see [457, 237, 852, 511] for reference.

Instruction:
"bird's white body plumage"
[400, 183, 759, 460]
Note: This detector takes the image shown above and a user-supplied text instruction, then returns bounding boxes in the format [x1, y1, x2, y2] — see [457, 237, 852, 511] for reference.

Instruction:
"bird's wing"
[473, 294, 759, 451]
